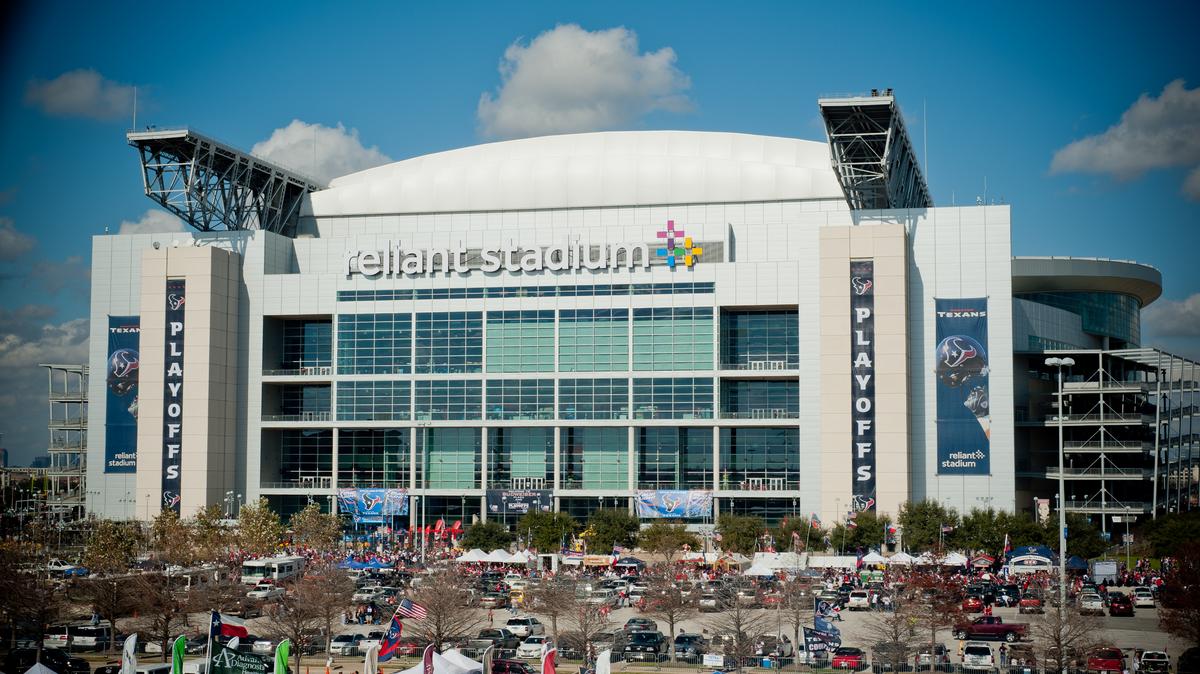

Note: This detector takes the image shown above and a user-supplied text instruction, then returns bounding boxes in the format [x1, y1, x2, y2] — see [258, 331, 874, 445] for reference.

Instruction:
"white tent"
[744, 563, 776, 577]
[441, 649, 484, 674]
[806, 555, 859, 569]
[508, 550, 531, 564]
[398, 651, 471, 674]
[456, 549, 489, 563]
[941, 552, 969, 566]
[484, 549, 514, 563]
[861, 552, 885, 564]
[752, 552, 805, 570]
[25, 664, 58, 674]
[886, 552, 916, 565]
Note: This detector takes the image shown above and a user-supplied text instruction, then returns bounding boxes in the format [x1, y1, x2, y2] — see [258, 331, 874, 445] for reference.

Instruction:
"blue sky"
[0, 2, 1198, 464]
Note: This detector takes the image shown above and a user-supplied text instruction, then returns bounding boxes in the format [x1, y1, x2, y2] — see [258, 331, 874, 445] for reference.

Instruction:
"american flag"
[397, 598, 428, 620]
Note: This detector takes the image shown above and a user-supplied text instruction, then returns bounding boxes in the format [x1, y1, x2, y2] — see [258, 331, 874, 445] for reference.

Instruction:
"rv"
[240, 555, 306, 585]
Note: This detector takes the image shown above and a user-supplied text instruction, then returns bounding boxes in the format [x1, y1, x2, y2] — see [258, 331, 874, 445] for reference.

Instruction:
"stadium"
[85, 92, 1198, 540]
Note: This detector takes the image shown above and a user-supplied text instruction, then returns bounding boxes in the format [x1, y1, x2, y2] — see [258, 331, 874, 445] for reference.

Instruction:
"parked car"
[1175, 648, 1200, 674]
[995, 586, 1021, 607]
[247, 582, 285, 600]
[490, 660, 535, 674]
[962, 596, 985, 613]
[962, 642, 995, 672]
[5, 648, 90, 674]
[394, 639, 426, 657]
[479, 593, 510, 609]
[145, 635, 207, 655]
[1107, 593, 1134, 617]
[754, 634, 795, 659]
[1018, 592, 1044, 614]
[872, 642, 912, 672]
[698, 592, 724, 612]
[1087, 648, 1125, 674]
[1131, 587, 1156, 608]
[358, 631, 385, 653]
[916, 643, 951, 671]
[470, 628, 521, 651]
[516, 636, 551, 659]
[506, 617, 545, 638]
[622, 631, 667, 662]
[847, 590, 871, 610]
[1078, 593, 1106, 616]
[673, 633, 707, 660]
[329, 633, 363, 656]
[831, 647, 866, 670]
[1137, 651, 1170, 674]
[953, 616, 1028, 642]
[623, 618, 657, 632]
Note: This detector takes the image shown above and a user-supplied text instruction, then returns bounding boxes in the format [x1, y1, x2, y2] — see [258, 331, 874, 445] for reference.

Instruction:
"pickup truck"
[246, 583, 285, 600]
[469, 628, 521, 652]
[952, 616, 1028, 643]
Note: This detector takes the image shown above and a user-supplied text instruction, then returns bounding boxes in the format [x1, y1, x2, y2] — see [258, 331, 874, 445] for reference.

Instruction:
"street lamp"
[1045, 355, 1074, 674]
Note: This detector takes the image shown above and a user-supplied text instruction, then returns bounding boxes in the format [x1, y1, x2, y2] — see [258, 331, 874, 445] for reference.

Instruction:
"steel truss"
[128, 129, 324, 236]
[818, 93, 932, 210]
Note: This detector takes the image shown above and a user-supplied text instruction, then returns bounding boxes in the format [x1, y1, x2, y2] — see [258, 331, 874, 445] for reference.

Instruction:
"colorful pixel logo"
[656, 220, 703, 269]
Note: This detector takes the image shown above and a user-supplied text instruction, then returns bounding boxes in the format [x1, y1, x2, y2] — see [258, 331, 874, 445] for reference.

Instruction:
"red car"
[1087, 647, 1125, 674]
[1107, 593, 1135, 617]
[1018, 592, 1044, 614]
[962, 596, 984, 613]
[832, 647, 866, 670]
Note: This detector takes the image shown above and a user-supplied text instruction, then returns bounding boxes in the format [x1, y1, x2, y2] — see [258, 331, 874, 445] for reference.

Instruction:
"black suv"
[623, 631, 666, 662]
[491, 660, 535, 674]
[5, 648, 90, 674]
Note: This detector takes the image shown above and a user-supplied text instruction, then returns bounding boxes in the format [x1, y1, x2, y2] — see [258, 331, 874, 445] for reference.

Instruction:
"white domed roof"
[308, 130, 843, 216]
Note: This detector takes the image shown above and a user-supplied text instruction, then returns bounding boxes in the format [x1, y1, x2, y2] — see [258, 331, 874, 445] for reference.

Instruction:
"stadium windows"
[633, 307, 714, 371]
[559, 309, 629, 372]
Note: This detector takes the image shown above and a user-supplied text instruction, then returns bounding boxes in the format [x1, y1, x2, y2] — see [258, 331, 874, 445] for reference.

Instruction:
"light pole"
[1046, 355, 1074, 674]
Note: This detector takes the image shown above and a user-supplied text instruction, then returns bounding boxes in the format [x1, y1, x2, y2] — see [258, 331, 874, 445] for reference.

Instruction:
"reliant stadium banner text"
[850, 260, 877, 511]
[486, 489, 553, 517]
[161, 279, 186, 512]
[635, 490, 713, 519]
[104, 316, 140, 473]
[934, 297, 991, 475]
[336, 488, 409, 523]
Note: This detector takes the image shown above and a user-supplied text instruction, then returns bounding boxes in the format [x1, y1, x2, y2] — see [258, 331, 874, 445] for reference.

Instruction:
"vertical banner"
[850, 260, 876, 512]
[934, 298, 991, 474]
[161, 279, 186, 512]
[105, 316, 140, 473]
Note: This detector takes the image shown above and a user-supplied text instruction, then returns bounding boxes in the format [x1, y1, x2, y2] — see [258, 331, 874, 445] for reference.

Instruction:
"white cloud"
[0, 307, 89, 467]
[1050, 79, 1200, 197]
[117, 209, 186, 235]
[251, 120, 391, 184]
[24, 68, 136, 120]
[1143, 293, 1200, 337]
[477, 24, 692, 140]
[0, 217, 36, 261]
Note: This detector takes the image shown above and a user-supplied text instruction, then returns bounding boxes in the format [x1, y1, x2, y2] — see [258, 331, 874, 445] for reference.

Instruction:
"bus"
[239, 555, 306, 585]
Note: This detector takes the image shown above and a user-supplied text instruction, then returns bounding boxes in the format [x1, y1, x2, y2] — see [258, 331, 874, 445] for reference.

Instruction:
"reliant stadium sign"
[345, 241, 652, 277]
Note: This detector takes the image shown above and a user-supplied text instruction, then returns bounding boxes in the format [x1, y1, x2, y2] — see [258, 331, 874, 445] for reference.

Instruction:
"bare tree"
[0, 544, 67, 658]
[80, 575, 138, 653]
[705, 585, 769, 672]
[129, 573, 195, 662]
[565, 595, 612, 663]
[1029, 592, 1101, 674]
[778, 577, 813, 654]
[859, 601, 923, 673]
[262, 574, 336, 674]
[907, 570, 965, 671]
[299, 562, 355, 656]
[641, 574, 696, 661]
[526, 577, 578, 645]
[407, 569, 485, 650]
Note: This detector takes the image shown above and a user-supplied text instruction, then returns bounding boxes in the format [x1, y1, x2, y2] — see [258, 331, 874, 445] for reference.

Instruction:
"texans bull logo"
[660, 494, 683, 513]
[942, 337, 977, 368]
[168, 293, 185, 310]
[162, 491, 181, 508]
[360, 492, 383, 511]
[851, 276, 873, 296]
[851, 495, 875, 512]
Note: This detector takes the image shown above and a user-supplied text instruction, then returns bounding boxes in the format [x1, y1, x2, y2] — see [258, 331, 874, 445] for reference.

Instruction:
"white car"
[962, 642, 994, 671]
[247, 583, 285, 600]
[1132, 588, 1155, 608]
[847, 590, 871, 610]
[252, 637, 274, 654]
[505, 617, 545, 638]
[352, 587, 383, 603]
[516, 636, 551, 659]
[359, 631, 385, 652]
[1078, 593, 1105, 615]
[329, 634, 363, 657]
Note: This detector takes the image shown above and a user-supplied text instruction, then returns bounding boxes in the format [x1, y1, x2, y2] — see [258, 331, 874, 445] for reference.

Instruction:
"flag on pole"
[364, 644, 379, 674]
[846, 518, 858, 529]
[941, 524, 955, 533]
[596, 649, 611, 674]
[397, 597, 428, 619]
[171, 635, 187, 674]
[1002, 533, 1012, 557]
[210, 611, 250, 639]
[377, 610, 404, 662]
[810, 513, 822, 530]
[542, 648, 557, 674]
[120, 634, 138, 674]
[274, 639, 291, 674]
[422, 644, 435, 674]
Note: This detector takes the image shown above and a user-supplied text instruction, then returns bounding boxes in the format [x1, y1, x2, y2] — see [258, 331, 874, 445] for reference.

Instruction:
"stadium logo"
[655, 220, 702, 269]
[851, 276, 873, 295]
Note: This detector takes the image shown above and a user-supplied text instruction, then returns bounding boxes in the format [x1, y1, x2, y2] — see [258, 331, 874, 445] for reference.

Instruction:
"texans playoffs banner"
[337, 488, 409, 523]
[486, 489, 553, 516]
[850, 260, 876, 511]
[105, 316, 140, 473]
[635, 490, 713, 519]
[934, 298, 991, 475]
[161, 279, 186, 513]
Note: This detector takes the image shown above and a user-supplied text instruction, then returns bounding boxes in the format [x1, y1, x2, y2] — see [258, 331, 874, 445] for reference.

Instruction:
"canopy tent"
[681, 552, 750, 569]
[860, 552, 885, 564]
[752, 552, 805, 570]
[508, 550, 532, 564]
[398, 652, 471, 674]
[1005, 549, 1054, 574]
[484, 550, 514, 563]
[614, 557, 645, 568]
[885, 552, 915, 565]
[1006, 545, 1054, 561]
[1066, 555, 1089, 571]
[25, 664, 57, 674]
[743, 563, 776, 577]
[971, 554, 996, 568]
[441, 649, 484, 674]
[941, 552, 969, 566]
[456, 549, 489, 563]
[806, 555, 859, 569]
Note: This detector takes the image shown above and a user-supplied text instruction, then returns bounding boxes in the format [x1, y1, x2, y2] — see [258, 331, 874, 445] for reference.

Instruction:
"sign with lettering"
[934, 298, 991, 475]
[850, 260, 876, 512]
[104, 316, 140, 473]
[161, 279, 186, 513]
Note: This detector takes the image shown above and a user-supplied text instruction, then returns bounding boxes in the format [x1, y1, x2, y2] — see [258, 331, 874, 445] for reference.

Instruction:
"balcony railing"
[721, 408, 799, 420]
[1062, 440, 1152, 452]
[261, 476, 333, 489]
[1044, 467, 1152, 480]
[1062, 500, 1149, 513]
[48, 392, 88, 402]
[48, 418, 86, 429]
[262, 411, 332, 422]
[262, 365, 334, 376]
[720, 360, 797, 371]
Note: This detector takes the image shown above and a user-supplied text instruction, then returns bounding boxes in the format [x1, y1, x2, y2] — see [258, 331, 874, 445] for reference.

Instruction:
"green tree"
[774, 517, 826, 552]
[1063, 513, 1107, 559]
[1158, 542, 1200, 648]
[516, 510, 579, 552]
[829, 510, 890, 552]
[715, 514, 764, 555]
[950, 508, 1006, 553]
[639, 522, 699, 564]
[1141, 511, 1200, 557]
[238, 498, 283, 556]
[191, 505, 231, 564]
[584, 509, 639, 553]
[83, 519, 144, 575]
[897, 500, 960, 552]
[289, 501, 342, 552]
[461, 521, 513, 550]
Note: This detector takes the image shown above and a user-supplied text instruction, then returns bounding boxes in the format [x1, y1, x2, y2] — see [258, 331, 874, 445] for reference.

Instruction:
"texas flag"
[542, 648, 557, 674]
[210, 611, 249, 639]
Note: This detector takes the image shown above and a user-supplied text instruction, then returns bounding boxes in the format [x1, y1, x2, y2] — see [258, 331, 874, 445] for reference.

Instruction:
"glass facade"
[486, 311, 555, 372]
[720, 379, 800, 419]
[558, 378, 629, 420]
[415, 312, 483, 374]
[1017, 291, 1141, 347]
[722, 497, 801, 526]
[561, 427, 628, 490]
[720, 310, 799, 369]
[338, 281, 715, 302]
[418, 427, 480, 489]
[633, 307, 714, 371]
[559, 309, 629, 372]
[276, 384, 331, 417]
[275, 429, 332, 483]
[719, 427, 801, 490]
[636, 427, 713, 489]
[632, 377, 714, 419]
[414, 380, 482, 420]
[488, 427, 554, 489]
[281, 319, 331, 369]
[337, 381, 411, 421]
[338, 428, 409, 487]
[337, 313, 412, 375]
[486, 379, 555, 420]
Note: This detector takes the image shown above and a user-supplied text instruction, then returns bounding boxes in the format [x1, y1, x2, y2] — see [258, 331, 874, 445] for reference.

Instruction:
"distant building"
[41, 364, 88, 521]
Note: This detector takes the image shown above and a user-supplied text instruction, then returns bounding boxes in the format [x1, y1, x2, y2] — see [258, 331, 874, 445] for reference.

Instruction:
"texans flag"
[377, 610, 404, 662]
[210, 611, 249, 639]
[397, 598, 428, 620]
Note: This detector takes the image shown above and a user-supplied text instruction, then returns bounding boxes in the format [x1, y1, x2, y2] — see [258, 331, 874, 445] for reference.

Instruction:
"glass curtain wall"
[719, 427, 800, 490]
[719, 310, 799, 369]
[415, 312, 483, 374]
[337, 381, 411, 421]
[418, 427, 480, 489]
[561, 427, 628, 490]
[486, 311, 554, 372]
[633, 307, 714, 370]
[559, 310, 629, 372]
[338, 428, 410, 487]
[488, 427, 554, 489]
[558, 378, 629, 420]
[636, 427, 713, 489]
[337, 314, 412, 374]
